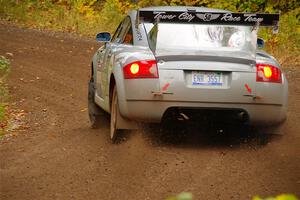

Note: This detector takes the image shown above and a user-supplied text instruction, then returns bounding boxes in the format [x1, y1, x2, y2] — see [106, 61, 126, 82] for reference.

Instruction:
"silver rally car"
[88, 6, 288, 142]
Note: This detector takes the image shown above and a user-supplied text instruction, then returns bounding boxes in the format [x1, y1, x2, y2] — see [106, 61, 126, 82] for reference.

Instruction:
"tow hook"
[152, 91, 173, 96]
[243, 94, 263, 100]
[243, 84, 262, 100]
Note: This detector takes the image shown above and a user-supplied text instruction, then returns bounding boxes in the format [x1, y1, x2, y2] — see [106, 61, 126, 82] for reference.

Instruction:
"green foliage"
[1, 0, 299, 33]
[259, 8, 300, 69]
[0, 56, 10, 101]
[0, 0, 299, 68]
[164, 193, 298, 200]
[0, 0, 105, 35]
[0, 56, 10, 127]
[166, 192, 193, 200]
[0, 104, 5, 122]
[100, 0, 125, 31]
[253, 194, 299, 200]
[0, 56, 10, 75]
[134, 0, 299, 12]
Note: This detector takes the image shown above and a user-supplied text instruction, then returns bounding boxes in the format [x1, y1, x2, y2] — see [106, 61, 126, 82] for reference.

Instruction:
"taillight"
[123, 60, 158, 79]
[256, 63, 282, 83]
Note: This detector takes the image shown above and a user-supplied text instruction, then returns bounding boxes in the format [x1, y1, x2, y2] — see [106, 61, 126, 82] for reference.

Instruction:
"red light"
[256, 63, 282, 83]
[130, 63, 139, 74]
[123, 60, 158, 79]
[263, 66, 272, 78]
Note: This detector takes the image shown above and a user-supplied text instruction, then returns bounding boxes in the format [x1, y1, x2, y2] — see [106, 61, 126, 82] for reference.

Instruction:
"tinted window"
[111, 17, 133, 44]
[117, 17, 133, 44]
[144, 23, 257, 59]
[111, 20, 124, 43]
[121, 18, 133, 45]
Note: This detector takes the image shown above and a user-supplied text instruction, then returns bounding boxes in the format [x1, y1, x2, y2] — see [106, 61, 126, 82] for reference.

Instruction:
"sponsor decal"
[244, 83, 252, 94]
[135, 27, 142, 41]
[243, 13, 264, 23]
[151, 12, 265, 23]
[154, 11, 195, 22]
[154, 12, 176, 21]
[139, 11, 279, 27]
[162, 82, 170, 92]
[221, 13, 241, 22]
[197, 13, 263, 23]
[178, 12, 195, 22]
[196, 13, 220, 21]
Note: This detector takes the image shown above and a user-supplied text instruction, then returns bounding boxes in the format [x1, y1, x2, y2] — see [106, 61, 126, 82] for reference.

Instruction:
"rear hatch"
[156, 50, 257, 104]
[137, 9, 281, 105]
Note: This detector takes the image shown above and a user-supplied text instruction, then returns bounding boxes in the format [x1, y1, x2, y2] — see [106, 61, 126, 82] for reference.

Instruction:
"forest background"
[0, 0, 299, 68]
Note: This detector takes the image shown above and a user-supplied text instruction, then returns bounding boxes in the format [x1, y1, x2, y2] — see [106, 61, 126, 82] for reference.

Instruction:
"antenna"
[135, 9, 140, 29]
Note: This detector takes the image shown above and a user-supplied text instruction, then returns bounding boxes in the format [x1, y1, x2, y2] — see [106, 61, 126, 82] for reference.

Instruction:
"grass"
[0, 55, 10, 105]
[0, 55, 10, 137]
[0, 55, 28, 138]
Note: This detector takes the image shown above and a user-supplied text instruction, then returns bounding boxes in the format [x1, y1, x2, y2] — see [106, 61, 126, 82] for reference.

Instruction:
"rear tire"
[110, 85, 121, 143]
[88, 79, 106, 129]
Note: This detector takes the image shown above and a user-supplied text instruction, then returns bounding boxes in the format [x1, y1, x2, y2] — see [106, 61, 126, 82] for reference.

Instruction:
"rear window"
[144, 23, 257, 59]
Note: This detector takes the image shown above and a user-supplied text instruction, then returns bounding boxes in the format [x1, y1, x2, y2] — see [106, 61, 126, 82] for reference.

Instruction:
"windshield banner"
[139, 11, 279, 27]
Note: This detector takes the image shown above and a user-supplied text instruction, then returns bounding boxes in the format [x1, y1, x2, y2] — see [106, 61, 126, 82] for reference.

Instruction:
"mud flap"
[116, 106, 138, 130]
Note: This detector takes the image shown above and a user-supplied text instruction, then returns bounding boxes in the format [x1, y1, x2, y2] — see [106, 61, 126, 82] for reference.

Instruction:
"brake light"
[130, 63, 139, 74]
[256, 63, 282, 83]
[123, 60, 158, 79]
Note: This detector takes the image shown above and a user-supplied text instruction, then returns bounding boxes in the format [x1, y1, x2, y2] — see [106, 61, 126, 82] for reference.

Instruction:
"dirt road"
[0, 23, 299, 200]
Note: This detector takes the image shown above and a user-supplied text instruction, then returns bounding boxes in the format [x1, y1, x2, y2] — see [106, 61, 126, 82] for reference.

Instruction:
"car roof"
[138, 6, 228, 13]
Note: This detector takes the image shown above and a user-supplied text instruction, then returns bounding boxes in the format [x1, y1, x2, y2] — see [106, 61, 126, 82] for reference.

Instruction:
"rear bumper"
[118, 99, 287, 126]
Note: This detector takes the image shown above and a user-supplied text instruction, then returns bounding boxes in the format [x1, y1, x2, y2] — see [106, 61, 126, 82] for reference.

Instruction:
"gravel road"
[0, 23, 299, 200]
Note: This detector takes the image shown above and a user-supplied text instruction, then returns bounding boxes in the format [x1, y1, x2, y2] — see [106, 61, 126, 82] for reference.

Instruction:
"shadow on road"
[140, 121, 282, 149]
[83, 117, 282, 148]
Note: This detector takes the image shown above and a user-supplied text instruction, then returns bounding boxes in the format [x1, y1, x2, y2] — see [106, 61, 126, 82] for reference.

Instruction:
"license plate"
[192, 71, 223, 86]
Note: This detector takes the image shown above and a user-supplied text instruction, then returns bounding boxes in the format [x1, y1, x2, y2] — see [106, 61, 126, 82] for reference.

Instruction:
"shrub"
[0, 56, 10, 133]
[260, 8, 300, 69]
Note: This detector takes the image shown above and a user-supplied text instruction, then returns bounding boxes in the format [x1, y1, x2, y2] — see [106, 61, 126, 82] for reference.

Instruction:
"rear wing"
[137, 10, 279, 33]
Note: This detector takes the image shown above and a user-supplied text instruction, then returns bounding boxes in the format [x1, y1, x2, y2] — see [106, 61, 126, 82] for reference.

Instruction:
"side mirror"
[257, 38, 265, 49]
[96, 32, 111, 42]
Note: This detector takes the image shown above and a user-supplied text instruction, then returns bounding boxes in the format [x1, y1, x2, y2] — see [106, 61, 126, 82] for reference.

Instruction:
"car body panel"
[121, 100, 286, 125]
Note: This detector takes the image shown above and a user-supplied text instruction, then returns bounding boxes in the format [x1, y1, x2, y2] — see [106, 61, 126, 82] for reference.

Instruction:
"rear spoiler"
[137, 10, 279, 33]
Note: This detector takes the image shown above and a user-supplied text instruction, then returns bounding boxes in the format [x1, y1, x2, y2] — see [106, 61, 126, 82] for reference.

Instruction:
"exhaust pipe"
[177, 112, 189, 121]
[238, 111, 248, 122]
